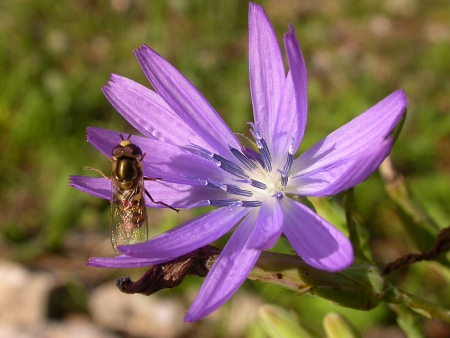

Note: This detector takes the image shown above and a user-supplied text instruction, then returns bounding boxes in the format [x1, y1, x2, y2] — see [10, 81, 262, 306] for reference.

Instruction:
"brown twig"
[116, 245, 221, 295]
[382, 226, 450, 275]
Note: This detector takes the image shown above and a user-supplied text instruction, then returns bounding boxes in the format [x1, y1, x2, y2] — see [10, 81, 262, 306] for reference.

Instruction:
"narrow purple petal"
[69, 176, 110, 200]
[270, 72, 296, 167]
[86, 127, 234, 185]
[87, 254, 171, 268]
[135, 45, 239, 156]
[248, 196, 283, 250]
[290, 90, 407, 177]
[277, 26, 307, 152]
[288, 138, 393, 196]
[248, 3, 285, 150]
[102, 75, 205, 147]
[69, 175, 231, 208]
[119, 206, 249, 258]
[185, 210, 260, 322]
[281, 198, 353, 272]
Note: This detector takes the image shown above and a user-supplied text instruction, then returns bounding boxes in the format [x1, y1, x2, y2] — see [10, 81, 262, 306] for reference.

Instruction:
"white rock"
[0, 260, 57, 330]
[89, 283, 190, 338]
[43, 317, 119, 338]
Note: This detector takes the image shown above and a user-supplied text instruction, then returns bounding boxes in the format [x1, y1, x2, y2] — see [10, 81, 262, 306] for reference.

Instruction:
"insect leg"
[144, 189, 179, 212]
[83, 166, 110, 179]
[144, 177, 161, 181]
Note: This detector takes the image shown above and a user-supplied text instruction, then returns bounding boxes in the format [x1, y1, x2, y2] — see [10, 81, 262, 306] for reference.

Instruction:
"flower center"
[186, 123, 294, 208]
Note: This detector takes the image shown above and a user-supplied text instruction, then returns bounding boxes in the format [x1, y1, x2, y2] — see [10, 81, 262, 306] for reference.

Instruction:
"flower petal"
[270, 72, 296, 167]
[248, 3, 285, 150]
[278, 26, 307, 152]
[185, 210, 260, 322]
[290, 90, 407, 178]
[281, 198, 353, 272]
[135, 45, 239, 156]
[288, 137, 393, 196]
[119, 205, 249, 258]
[86, 127, 235, 185]
[87, 254, 169, 268]
[69, 175, 110, 200]
[248, 196, 283, 250]
[69, 175, 230, 208]
[102, 75, 205, 146]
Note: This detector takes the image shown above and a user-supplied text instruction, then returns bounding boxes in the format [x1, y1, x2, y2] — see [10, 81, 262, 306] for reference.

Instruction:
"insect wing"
[110, 177, 148, 253]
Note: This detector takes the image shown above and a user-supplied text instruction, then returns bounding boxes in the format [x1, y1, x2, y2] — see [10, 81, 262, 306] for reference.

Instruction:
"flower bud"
[323, 313, 362, 338]
[258, 304, 316, 338]
[250, 252, 387, 311]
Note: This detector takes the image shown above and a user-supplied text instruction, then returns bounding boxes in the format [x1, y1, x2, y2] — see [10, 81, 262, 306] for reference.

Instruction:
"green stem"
[389, 304, 425, 338]
[344, 188, 361, 257]
[249, 252, 386, 311]
[379, 156, 450, 269]
[248, 251, 450, 322]
[382, 285, 450, 322]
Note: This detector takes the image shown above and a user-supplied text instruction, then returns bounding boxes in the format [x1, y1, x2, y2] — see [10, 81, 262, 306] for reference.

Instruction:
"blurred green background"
[1, 0, 450, 337]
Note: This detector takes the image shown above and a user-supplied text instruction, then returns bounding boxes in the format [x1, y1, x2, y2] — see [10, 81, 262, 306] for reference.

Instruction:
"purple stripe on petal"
[288, 137, 393, 197]
[134, 45, 239, 156]
[248, 196, 283, 250]
[184, 209, 260, 322]
[119, 205, 249, 258]
[281, 198, 353, 272]
[248, 3, 285, 151]
[87, 254, 173, 268]
[291, 90, 407, 177]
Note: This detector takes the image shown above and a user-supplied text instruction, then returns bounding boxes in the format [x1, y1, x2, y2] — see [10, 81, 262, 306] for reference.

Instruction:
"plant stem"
[382, 285, 450, 323]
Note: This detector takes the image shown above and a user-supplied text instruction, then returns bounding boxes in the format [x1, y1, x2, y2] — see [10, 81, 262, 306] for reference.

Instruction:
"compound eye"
[123, 144, 142, 156]
[112, 144, 124, 156]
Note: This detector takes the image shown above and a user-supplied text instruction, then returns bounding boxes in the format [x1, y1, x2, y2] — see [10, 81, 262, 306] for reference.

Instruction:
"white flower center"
[186, 124, 293, 208]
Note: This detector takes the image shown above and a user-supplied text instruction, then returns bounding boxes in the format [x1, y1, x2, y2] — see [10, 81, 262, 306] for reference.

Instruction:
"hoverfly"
[84, 134, 178, 253]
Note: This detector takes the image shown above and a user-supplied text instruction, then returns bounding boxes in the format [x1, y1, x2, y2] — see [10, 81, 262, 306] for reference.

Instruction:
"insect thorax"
[112, 155, 142, 190]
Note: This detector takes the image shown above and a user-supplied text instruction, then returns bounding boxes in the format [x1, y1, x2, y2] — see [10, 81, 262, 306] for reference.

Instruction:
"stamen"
[259, 138, 273, 172]
[273, 192, 283, 200]
[251, 179, 267, 190]
[212, 154, 249, 179]
[241, 200, 263, 207]
[188, 199, 260, 208]
[186, 200, 212, 209]
[187, 143, 250, 179]
[228, 145, 256, 170]
[206, 180, 227, 190]
[210, 199, 240, 207]
[248, 122, 272, 172]
[241, 147, 264, 167]
[283, 151, 294, 173]
[279, 144, 294, 186]
[187, 144, 220, 165]
[206, 180, 252, 197]
[180, 174, 208, 185]
[279, 170, 288, 187]
[226, 185, 253, 197]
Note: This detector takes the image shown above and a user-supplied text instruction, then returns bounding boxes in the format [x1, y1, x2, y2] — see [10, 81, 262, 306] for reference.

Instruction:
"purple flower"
[70, 3, 407, 321]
